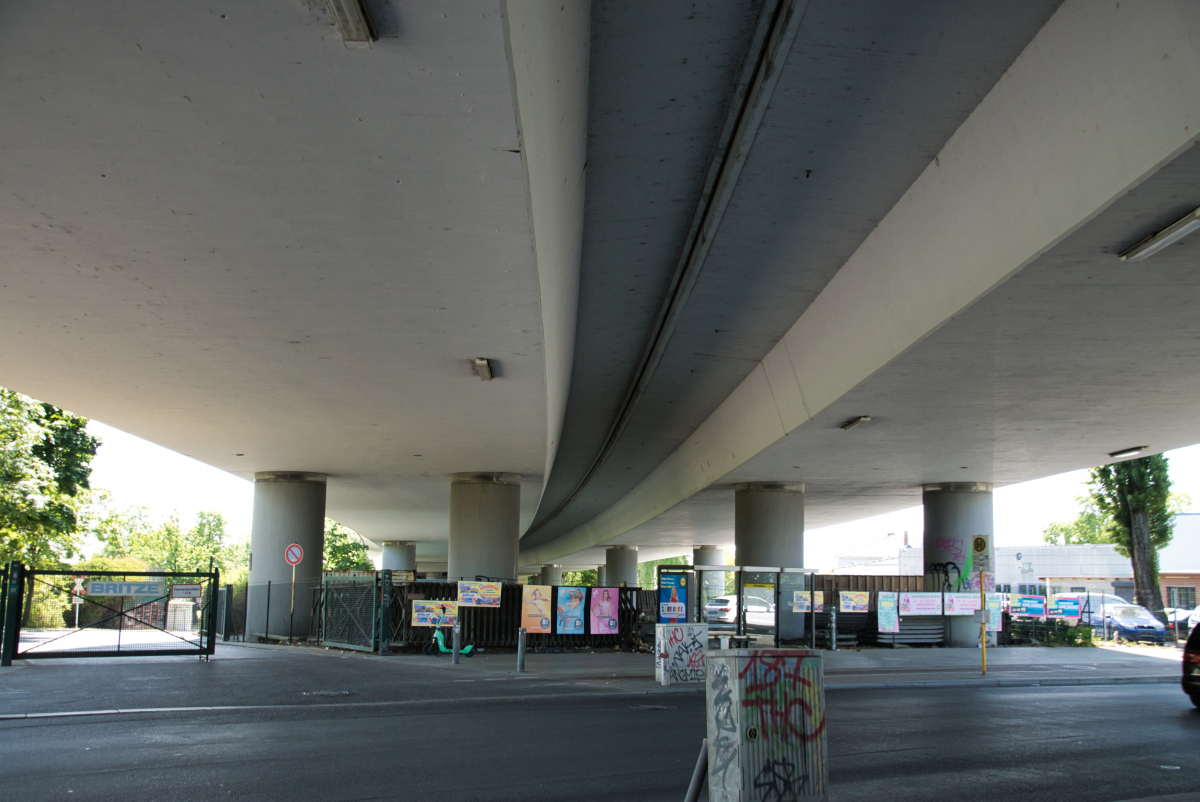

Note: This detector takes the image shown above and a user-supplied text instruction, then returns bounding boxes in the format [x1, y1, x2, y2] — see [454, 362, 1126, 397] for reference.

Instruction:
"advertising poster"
[458, 580, 502, 607]
[791, 591, 825, 613]
[556, 586, 587, 634]
[899, 592, 943, 615]
[943, 593, 982, 615]
[1047, 597, 1082, 619]
[1009, 595, 1047, 617]
[839, 591, 869, 613]
[589, 587, 620, 635]
[521, 585, 553, 633]
[412, 600, 457, 627]
[985, 593, 1004, 632]
[659, 573, 687, 623]
[877, 591, 900, 633]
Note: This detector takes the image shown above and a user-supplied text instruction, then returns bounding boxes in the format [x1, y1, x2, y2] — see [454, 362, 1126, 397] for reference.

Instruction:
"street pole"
[980, 570, 987, 676]
[289, 562, 296, 642]
[517, 627, 526, 673]
[451, 619, 461, 665]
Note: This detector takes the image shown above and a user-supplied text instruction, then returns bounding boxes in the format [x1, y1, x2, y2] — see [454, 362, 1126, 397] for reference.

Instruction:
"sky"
[84, 419, 1200, 570]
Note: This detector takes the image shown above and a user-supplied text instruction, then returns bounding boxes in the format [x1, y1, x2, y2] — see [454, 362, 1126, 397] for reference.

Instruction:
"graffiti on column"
[926, 536, 967, 592]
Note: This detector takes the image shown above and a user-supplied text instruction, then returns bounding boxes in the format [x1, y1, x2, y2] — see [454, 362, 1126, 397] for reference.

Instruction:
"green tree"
[1088, 455, 1175, 618]
[0, 388, 99, 567]
[323, 520, 372, 571]
[562, 569, 598, 586]
[98, 506, 234, 573]
[1042, 499, 1111, 545]
[637, 555, 689, 589]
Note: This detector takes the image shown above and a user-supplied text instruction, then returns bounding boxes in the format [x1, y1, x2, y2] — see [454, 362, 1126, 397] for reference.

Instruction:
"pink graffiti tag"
[935, 538, 965, 563]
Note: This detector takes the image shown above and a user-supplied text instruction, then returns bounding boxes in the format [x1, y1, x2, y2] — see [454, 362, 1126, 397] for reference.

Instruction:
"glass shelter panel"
[740, 571, 778, 647]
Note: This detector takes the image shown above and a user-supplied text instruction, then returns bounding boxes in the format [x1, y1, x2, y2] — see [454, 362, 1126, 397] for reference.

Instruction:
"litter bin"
[705, 648, 826, 801]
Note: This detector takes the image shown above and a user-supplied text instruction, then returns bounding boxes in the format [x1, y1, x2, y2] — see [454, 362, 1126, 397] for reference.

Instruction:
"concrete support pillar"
[540, 564, 563, 585]
[448, 473, 521, 581]
[734, 482, 805, 567]
[693, 545, 726, 605]
[596, 565, 607, 586]
[605, 545, 638, 587]
[381, 542, 416, 571]
[923, 482, 994, 647]
[248, 472, 327, 640]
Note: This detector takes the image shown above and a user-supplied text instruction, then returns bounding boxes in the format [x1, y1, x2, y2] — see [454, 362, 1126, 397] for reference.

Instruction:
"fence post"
[452, 619, 461, 665]
[222, 585, 234, 642]
[206, 568, 220, 658]
[378, 570, 392, 656]
[830, 599, 838, 651]
[1, 563, 23, 666]
[264, 580, 271, 642]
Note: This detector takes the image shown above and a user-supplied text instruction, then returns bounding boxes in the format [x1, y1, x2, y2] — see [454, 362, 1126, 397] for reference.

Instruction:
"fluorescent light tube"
[1119, 206, 1200, 262]
[1107, 446, 1146, 459]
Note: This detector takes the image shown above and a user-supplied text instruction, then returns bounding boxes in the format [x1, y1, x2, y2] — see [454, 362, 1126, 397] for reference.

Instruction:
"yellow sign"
[458, 581, 502, 607]
[839, 591, 869, 612]
[412, 600, 457, 627]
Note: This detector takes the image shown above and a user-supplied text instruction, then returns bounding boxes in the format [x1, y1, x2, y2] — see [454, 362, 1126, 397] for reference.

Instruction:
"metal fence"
[1, 563, 218, 664]
[245, 579, 322, 642]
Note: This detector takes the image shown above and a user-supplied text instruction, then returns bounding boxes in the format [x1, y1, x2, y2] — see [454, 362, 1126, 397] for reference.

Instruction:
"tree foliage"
[1042, 499, 1110, 546]
[1088, 455, 1174, 616]
[90, 493, 245, 577]
[637, 555, 689, 589]
[323, 520, 372, 571]
[562, 569, 598, 586]
[0, 388, 99, 567]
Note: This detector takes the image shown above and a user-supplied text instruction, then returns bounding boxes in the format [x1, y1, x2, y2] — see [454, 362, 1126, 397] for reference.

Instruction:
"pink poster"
[589, 587, 620, 635]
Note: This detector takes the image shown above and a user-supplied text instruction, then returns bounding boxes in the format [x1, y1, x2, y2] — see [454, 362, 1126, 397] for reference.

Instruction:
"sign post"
[284, 543, 304, 641]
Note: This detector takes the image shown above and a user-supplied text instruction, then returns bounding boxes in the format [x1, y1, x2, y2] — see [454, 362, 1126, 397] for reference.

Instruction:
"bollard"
[684, 738, 708, 802]
[451, 620, 461, 665]
[517, 627, 526, 673]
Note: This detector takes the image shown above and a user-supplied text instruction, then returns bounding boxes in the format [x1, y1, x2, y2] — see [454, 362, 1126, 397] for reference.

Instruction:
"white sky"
[84, 420, 1200, 571]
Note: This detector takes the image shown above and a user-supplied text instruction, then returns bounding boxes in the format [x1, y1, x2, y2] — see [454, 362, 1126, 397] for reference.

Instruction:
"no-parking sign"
[284, 543, 304, 566]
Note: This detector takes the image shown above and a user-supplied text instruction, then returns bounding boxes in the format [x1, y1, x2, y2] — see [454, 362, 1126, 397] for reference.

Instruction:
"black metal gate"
[1, 562, 219, 665]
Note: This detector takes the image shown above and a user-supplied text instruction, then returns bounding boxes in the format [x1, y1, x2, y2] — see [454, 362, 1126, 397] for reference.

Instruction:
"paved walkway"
[0, 640, 1184, 719]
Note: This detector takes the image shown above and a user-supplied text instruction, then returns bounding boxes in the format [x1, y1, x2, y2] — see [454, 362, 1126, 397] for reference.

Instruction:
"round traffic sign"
[284, 543, 304, 566]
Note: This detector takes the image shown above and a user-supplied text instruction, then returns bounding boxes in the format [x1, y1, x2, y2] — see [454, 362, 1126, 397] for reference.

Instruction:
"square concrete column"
[247, 472, 327, 641]
[381, 541, 416, 571]
[448, 472, 521, 582]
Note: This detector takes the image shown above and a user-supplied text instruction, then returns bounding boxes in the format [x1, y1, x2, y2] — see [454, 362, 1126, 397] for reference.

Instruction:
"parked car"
[701, 595, 776, 631]
[1184, 622, 1200, 708]
[1187, 606, 1200, 633]
[1095, 603, 1170, 643]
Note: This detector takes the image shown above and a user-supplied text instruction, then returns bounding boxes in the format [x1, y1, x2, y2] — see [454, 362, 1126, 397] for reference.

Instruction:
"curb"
[826, 674, 1180, 691]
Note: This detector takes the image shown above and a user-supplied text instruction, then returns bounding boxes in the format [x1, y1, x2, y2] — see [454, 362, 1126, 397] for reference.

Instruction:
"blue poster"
[1047, 597, 1081, 619]
[556, 586, 587, 634]
[1009, 595, 1047, 617]
[659, 574, 687, 623]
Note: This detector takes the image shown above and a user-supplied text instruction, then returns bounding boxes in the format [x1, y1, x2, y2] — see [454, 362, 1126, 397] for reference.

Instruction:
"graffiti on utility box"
[655, 623, 707, 686]
[706, 648, 827, 801]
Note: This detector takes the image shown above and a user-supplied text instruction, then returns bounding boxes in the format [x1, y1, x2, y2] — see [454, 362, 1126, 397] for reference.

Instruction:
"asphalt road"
[2, 662, 1198, 801]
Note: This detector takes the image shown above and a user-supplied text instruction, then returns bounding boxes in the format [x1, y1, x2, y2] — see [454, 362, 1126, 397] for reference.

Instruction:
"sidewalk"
[0, 640, 1184, 720]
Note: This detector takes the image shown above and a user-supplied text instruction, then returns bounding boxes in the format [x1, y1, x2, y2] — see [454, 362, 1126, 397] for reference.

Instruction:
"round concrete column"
[448, 472, 520, 581]
[923, 482, 994, 647]
[693, 545, 726, 604]
[540, 564, 563, 585]
[734, 482, 805, 567]
[381, 542, 416, 571]
[606, 545, 638, 587]
[248, 472, 327, 640]
[596, 565, 607, 586]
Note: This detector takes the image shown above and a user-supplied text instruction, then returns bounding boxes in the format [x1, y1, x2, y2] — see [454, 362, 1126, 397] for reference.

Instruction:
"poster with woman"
[556, 586, 587, 634]
[521, 585, 553, 633]
[589, 587, 620, 635]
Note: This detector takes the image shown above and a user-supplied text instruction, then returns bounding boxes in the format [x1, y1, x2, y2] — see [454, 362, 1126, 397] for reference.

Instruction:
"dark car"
[1185, 622, 1200, 708]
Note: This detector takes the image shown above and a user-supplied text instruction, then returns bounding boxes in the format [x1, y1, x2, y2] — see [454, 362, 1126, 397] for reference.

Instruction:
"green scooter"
[424, 608, 474, 656]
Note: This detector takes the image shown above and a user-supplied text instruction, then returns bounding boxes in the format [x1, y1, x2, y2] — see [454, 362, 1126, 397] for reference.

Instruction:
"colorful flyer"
[877, 591, 900, 633]
[985, 593, 1004, 632]
[1009, 595, 1047, 617]
[659, 573, 687, 623]
[412, 600, 457, 627]
[556, 586, 587, 634]
[898, 592, 943, 616]
[458, 580, 502, 607]
[943, 593, 983, 615]
[589, 587, 620, 635]
[839, 591, 869, 613]
[521, 585, 553, 633]
[1047, 597, 1082, 619]
[791, 590, 825, 613]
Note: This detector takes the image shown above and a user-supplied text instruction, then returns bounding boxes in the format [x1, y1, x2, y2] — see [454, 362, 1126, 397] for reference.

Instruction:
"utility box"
[706, 649, 827, 801]
[654, 623, 707, 685]
[167, 600, 195, 632]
